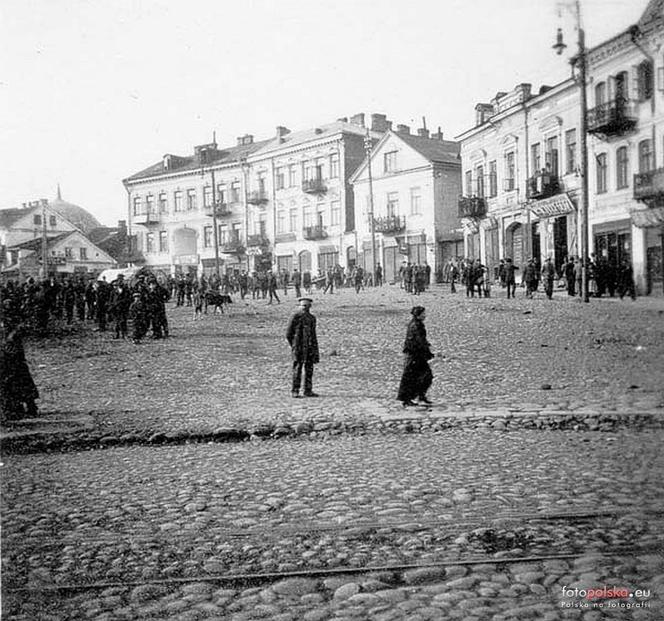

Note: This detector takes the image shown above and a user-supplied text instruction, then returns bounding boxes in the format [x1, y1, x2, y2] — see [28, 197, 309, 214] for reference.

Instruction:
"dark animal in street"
[205, 291, 233, 314]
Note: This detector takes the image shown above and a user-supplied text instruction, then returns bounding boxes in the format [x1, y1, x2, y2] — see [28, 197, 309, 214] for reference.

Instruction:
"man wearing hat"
[505, 258, 518, 299]
[110, 274, 131, 339]
[286, 297, 320, 398]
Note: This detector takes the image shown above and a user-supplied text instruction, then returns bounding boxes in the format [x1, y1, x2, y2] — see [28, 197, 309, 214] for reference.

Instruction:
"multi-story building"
[457, 80, 581, 281]
[123, 114, 387, 277]
[586, 0, 664, 294]
[457, 0, 664, 294]
[350, 126, 462, 283]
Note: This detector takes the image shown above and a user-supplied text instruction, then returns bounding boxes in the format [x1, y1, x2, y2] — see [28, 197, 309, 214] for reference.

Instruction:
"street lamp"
[364, 130, 377, 285]
[554, 0, 590, 303]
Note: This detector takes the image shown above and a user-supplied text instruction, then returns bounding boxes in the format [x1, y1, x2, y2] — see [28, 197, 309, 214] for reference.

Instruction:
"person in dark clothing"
[505, 258, 518, 299]
[267, 272, 281, 304]
[302, 270, 312, 295]
[375, 263, 383, 287]
[292, 269, 302, 298]
[95, 279, 111, 331]
[397, 306, 434, 407]
[129, 292, 147, 344]
[62, 280, 76, 324]
[110, 275, 132, 339]
[286, 297, 319, 398]
[450, 262, 459, 294]
[1, 322, 39, 419]
[74, 278, 87, 321]
[541, 257, 556, 300]
[564, 257, 576, 296]
[523, 259, 538, 299]
[617, 260, 637, 300]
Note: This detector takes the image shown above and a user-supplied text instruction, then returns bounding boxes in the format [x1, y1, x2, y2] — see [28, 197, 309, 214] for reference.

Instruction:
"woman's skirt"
[397, 355, 433, 402]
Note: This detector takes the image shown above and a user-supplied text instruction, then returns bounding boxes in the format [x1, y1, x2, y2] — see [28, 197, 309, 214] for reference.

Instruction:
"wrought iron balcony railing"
[247, 190, 269, 205]
[303, 225, 328, 240]
[587, 98, 637, 137]
[247, 234, 270, 247]
[220, 239, 245, 254]
[374, 215, 406, 234]
[457, 196, 487, 218]
[133, 210, 160, 225]
[526, 171, 560, 200]
[302, 178, 327, 194]
[205, 203, 233, 217]
[634, 167, 664, 201]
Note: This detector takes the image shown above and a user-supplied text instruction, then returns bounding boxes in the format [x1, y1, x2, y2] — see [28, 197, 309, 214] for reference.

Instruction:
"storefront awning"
[630, 206, 664, 228]
[529, 194, 575, 218]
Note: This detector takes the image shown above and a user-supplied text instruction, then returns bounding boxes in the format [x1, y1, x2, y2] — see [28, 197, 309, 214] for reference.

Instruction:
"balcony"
[247, 190, 269, 205]
[302, 178, 327, 194]
[587, 99, 637, 137]
[526, 171, 560, 200]
[133, 210, 159, 225]
[303, 225, 328, 240]
[220, 238, 245, 254]
[247, 234, 270, 247]
[457, 196, 487, 219]
[205, 202, 233, 218]
[374, 215, 406, 234]
[634, 167, 664, 202]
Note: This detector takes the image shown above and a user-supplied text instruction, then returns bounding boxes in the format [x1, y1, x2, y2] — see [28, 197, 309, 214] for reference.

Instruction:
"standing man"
[505, 258, 518, 299]
[292, 268, 302, 299]
[286, 297, 320, 398]
[267, 271, 281, 305]
[541, 257, 556, 300]
[375, 263, 383, 287]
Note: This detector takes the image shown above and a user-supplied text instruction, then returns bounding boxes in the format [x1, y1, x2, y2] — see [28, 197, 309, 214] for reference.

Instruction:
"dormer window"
[163, 155, 172, 170]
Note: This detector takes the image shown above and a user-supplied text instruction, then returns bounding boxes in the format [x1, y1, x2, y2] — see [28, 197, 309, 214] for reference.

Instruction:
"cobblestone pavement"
[3, 284, 663, 443]
[3, 430, 663, 619]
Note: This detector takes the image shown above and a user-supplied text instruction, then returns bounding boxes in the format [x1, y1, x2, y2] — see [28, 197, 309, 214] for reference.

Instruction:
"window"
[531, 143, 541, 173]
[64, 247, 73, 258]
[330, 153, 339, 178]
[616, 146, 629, 189]
[219, 225, 228, 244]
[386, 192, 399, 217]
[204, 226, 213, 248]
[204, 186, 213, 207]
[230, 182, 240, 203]
[303, 207, 313, 227]
[133, 197, 141, 215]
[489, 161, 497, 197]
[33, 214, 42, 225]
[639, 139, 654, 173]
[231, 224, 242, 242]
[276, 168, 285, 190]
[258, 173, 267, 194]
[277, 210, 286, 233]
[315, 158, 324, 180]
[565, 129, 577, 174]
[159, 231, 168, 253]
[465, 170, 473, 195]
[384, 151, 397, 173]
[303, 162, 313, 181]
[331, 200, 341, 225]
[637, 60, 654, 101]
[288, 165, 297, 187]
[475, 165, 485, 198]
[174, 191, 183, 212]
[187, 189, 197, 210]
[146, 194, 154, 214]
[79, 247, 88, 260]
[504, 151, 515, 190]
[615, 71, 628, 103]
[289, 208, 298, 232]
[595, 81, 606, 106]
[545, 136, 559, 176]
[217, 184, 227, 204]
[410, 187, 422, 214]
[49, 215, 56, 227]
[159, 192, 168, 213]
[596, 153, 608, 193]
[316, 206, 326, 226]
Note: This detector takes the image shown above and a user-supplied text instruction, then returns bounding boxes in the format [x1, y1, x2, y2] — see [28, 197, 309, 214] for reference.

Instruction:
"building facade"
[351, 127, 462, 283]
[586, 0, 664, 294]
[457, 80, 581, 282]
[123, 114, 388, 278]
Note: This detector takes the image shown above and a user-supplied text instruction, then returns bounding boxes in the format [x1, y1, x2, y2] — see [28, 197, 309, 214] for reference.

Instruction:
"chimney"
[417, 128, 430, 138]
[22, 202, 27, 209]
[276, 126, 290, 139]
[350, 113, 365, 127]
[396, 124, 410, 135]
[118, 220, 127, 235]
[163, 154, 171, 170]
[431, 127, 444, 141]
[371, 113, 392, 132]
[237, 134, 254, 146]
[475, 104, 494, 126]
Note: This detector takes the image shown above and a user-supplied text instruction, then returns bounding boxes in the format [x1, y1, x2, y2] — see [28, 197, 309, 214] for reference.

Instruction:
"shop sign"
[529, 194, 575, 218]
[630, 206, 664, 228]
[46, 257, 67, 265]
[173, 254, 199, 265]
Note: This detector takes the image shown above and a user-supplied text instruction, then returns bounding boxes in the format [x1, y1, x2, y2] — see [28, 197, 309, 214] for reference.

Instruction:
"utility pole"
[210, 169, 221, 280]
[40, 199, 48, 280]
[364, 131, 377, 285]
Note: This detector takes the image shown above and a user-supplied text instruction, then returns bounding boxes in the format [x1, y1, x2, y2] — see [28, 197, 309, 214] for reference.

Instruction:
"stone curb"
[1, 410, 662, 455]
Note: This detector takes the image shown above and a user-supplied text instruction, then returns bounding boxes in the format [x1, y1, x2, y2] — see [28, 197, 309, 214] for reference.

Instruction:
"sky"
[0, 0, 651, 226]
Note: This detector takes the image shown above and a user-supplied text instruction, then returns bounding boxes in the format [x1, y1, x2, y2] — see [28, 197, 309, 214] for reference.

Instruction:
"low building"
[350, 126, 462, 283]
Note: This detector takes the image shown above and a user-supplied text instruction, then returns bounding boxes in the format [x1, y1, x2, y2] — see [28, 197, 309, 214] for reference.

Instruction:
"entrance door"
[299, 250, 312, 273]
[507, 223, 523, 267]
[384, 246, 398, 283]
[553, 216, 568, 274]
[531, 221, 541, 266]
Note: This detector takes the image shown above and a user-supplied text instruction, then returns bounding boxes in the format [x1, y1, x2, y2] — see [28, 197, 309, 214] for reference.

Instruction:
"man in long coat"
[286, 297, 319, 398]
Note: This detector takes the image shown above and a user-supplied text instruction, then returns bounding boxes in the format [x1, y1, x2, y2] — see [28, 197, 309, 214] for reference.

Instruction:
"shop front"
[630, 205, 664, 295]
[529, 193, 577, 275]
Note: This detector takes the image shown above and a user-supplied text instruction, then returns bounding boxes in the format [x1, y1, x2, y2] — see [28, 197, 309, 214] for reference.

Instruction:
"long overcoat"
[286, 310, 319, 363]
[397, 317, 433, 402]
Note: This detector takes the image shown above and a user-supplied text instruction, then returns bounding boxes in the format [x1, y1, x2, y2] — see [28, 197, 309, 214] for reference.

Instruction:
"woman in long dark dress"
[397, 306, 434, 407]
[1, 322, 39, 419]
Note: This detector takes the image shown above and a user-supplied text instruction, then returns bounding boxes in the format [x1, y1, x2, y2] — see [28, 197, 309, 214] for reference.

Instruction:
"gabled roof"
[0, 207, 32, 229]
[254, 121, 382, 156]
[9, 232, 72, 251]
[124, 139, 272, 183]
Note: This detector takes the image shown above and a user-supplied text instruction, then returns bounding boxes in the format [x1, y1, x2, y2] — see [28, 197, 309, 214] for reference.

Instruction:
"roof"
[9, 232, 72, 251]
[396, 132, 460, 165]
[49, 197, 101, 235]
[124, 139, 271, 183]
[0, 207, 33, 229]
[254, 121, 382, 156]
[640, 0, 664, 25]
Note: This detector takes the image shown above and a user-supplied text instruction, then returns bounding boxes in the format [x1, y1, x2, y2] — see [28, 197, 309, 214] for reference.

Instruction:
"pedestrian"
[375, 263, 383, 287]
[524, 259, 538, 299]
[397, 306, 434, 407]
[286, 297, 319, 398]
[541, 257, 556, 300]
[565, 257, 576, 296]
[292, 268, 302, 298]
[267, 271, 281, 304]
[505, 258, 518, 299]
[617, 259, 637, 300]
[129, 292, 147, 344]
[303, 270, 312, 295]
[450, 261, 459, 294]
[110, 275, 131, 339]
[323, 268, 334, 294]
[1, 320, 39, 420]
